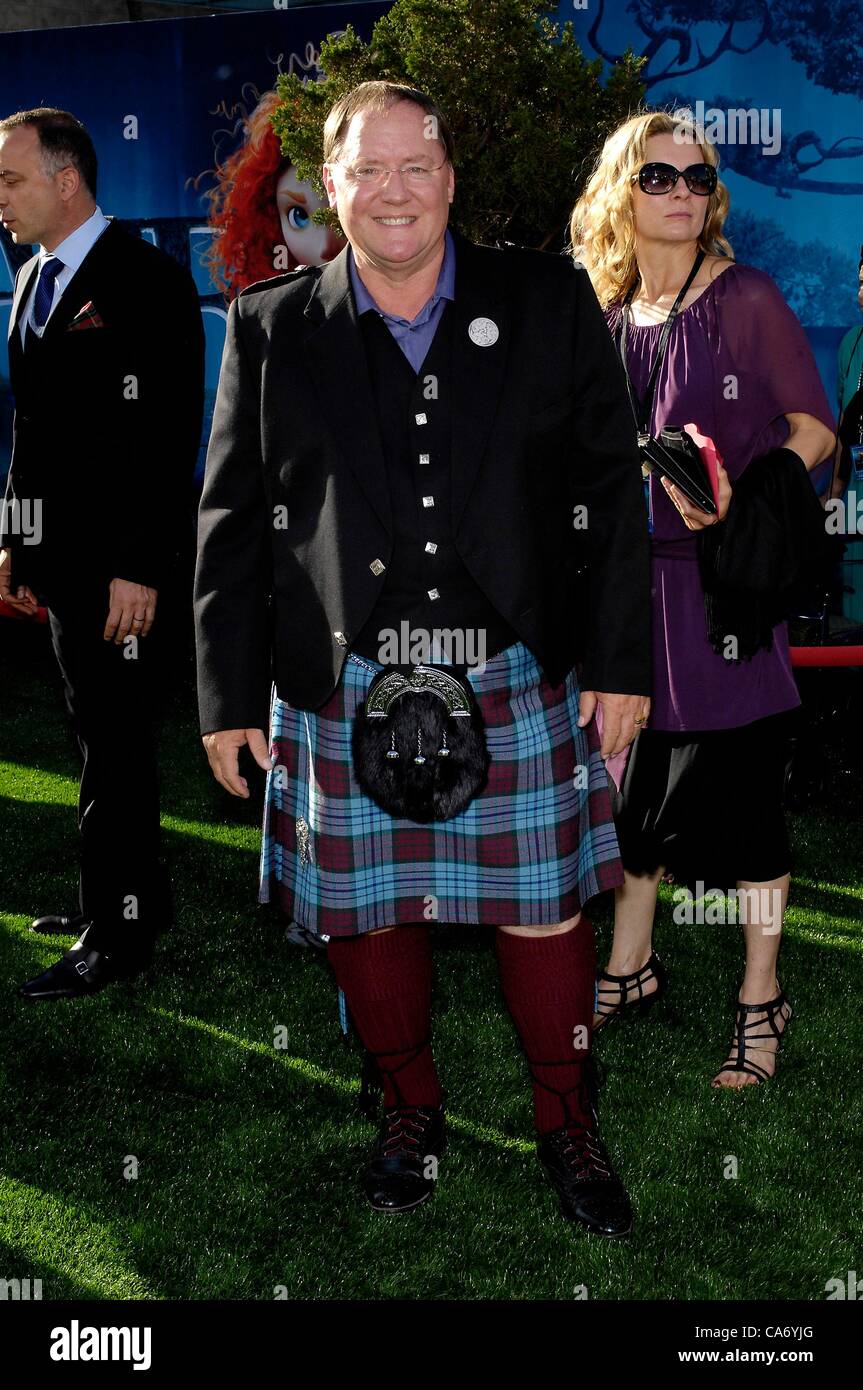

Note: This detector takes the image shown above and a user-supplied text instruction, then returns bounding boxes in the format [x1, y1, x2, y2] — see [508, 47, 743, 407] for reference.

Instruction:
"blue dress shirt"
[347, 227, 456, 373]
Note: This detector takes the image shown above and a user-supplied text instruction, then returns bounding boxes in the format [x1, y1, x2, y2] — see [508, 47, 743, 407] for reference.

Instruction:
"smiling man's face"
[323, 99, 454, 279]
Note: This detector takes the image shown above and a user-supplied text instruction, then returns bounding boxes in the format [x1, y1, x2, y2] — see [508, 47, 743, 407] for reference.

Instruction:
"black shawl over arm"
[698, 446, 839, 657]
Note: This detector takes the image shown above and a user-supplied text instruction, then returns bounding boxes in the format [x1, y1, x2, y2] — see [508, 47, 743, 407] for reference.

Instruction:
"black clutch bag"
[352, 665, 490, 823]
[639, 427, 717, 515]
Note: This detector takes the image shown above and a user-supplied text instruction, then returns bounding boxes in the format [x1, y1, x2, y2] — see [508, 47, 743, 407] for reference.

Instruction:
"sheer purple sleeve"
[722, 266, 835, 434]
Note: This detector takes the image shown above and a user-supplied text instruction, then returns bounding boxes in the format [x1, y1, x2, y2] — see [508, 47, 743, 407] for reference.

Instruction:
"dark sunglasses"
[634, 162, 717, 197]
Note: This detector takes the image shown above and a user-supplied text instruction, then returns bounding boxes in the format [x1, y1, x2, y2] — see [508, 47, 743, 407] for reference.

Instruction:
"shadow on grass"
[0, 796, 265, 931]
[1, 874, 861, 1299]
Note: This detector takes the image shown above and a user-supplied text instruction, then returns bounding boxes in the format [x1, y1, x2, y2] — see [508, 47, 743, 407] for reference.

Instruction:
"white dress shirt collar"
[21, 205, 110, 343]
[39, 204, 110, 276]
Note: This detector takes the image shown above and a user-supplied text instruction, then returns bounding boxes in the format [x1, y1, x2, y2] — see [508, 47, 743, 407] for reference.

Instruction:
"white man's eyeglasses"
[332, 156, 448, 186]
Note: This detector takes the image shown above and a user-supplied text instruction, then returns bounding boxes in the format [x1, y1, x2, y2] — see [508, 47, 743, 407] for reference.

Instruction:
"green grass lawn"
[1, 617, 861, 1301]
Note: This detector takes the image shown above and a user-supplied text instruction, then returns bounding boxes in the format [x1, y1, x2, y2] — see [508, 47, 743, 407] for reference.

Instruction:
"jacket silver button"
[422, 496, 435, 508]
[415, 412, 428, 425]
[333, 631, 347, 645]
[369, 559, 385, 575]
[424, 541, 438, 554]
[428, 588, 440, 600]
[419, 453, 430, 466]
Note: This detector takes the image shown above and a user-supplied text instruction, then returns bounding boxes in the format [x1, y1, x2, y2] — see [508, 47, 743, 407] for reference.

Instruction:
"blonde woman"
[571, 112, 835, 1086]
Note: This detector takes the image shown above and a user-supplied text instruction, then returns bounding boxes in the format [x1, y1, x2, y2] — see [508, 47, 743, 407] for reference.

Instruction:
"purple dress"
[605, 263, 834, 733]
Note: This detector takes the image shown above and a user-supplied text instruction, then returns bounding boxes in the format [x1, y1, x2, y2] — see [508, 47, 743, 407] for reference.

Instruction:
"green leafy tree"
[271, 0, 644, 250]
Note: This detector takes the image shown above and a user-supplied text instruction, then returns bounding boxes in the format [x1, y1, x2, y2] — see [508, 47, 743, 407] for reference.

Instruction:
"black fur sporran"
[352, 665, 490, 822]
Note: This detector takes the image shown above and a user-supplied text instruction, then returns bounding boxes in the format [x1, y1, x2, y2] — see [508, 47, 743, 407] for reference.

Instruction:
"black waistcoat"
[350, 303, 518, 665]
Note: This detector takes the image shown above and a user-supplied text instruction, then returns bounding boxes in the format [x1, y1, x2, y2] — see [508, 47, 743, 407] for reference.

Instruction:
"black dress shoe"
[537, 1122, 633, 1237]
[18, 941, 153, 1002]
[363, 1105, 447, 1212]
[30, 912, 89, 937]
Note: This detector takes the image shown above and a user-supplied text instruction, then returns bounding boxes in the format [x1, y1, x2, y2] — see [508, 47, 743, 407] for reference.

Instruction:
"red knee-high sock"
[327, 926, 443, 1110]
[495, 918, 597, 1135]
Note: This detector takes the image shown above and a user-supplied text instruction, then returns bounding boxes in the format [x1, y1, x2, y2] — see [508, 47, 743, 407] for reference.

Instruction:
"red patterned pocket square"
[67, 302, 105, 331]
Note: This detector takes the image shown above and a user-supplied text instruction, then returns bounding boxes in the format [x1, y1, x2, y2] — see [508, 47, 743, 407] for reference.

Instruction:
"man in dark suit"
[196, 83, 650, 1235]
[0, 108, 204, 999]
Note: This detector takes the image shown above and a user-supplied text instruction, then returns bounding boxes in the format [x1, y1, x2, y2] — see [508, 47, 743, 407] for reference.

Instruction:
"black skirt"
[611, 708, 800, 888]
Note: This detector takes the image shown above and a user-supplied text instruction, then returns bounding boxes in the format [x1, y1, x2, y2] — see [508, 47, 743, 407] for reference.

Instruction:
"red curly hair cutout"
[206, 90, 299, 301]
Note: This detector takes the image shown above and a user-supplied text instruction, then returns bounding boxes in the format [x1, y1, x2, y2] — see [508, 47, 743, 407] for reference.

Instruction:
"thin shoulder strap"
[616, 249, 706, 434]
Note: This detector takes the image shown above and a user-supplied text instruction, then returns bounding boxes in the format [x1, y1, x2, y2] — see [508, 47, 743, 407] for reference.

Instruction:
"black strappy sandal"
[712, 989, 793, 1087]
[594, 951, 666, 1031]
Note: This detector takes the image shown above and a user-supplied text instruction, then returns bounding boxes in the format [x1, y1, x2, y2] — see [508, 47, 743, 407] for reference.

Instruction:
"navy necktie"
[32, 254, 64, 329]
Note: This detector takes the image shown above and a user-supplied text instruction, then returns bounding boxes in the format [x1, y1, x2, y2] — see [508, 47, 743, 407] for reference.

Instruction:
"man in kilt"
[195, 82, 651, 1236]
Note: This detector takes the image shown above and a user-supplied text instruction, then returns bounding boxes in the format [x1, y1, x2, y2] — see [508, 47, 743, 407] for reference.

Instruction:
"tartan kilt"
[259, 641, 623, 937]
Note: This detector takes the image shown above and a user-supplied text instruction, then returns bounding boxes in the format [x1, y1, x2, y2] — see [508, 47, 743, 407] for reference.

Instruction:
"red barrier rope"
[790, 646, 863, 667]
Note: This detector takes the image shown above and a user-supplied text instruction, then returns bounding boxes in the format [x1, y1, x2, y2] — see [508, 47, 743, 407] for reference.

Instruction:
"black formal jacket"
[194, 227, 650, 734]
[1, 218, 205, 598]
